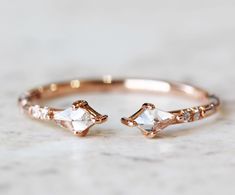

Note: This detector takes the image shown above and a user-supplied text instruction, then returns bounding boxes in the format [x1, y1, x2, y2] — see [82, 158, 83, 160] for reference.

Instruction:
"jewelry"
[18, 77, 220, 138]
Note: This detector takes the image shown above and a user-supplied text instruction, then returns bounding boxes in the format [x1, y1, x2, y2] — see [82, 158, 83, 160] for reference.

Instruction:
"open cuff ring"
[18, 77, 220, 138]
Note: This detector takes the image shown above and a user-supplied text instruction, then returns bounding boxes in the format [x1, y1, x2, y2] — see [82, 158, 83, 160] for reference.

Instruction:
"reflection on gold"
[50, 83, 58, 92]
[103, 75, 112, 84]
[125, 79, 171, 92]
[70, 80, 80, 88]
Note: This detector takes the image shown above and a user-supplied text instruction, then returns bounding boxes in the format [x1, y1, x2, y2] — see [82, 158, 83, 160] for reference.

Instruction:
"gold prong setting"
[121, 117, 138, 127]
[177, 106, 206, 123]
[121, 103, 176, 138]
[53, 100, 108, 136]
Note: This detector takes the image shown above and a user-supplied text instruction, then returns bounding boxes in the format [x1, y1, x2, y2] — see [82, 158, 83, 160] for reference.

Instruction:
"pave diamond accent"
[183, 110, 191, 122]
[54, 107, 95, 133]
[30, 105, 50, 120]
[134, 109, 175, 132]
[193, 108, 200, 121]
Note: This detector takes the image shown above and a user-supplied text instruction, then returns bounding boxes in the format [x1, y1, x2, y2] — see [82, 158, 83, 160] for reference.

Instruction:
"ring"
[18, 77, 220, 138]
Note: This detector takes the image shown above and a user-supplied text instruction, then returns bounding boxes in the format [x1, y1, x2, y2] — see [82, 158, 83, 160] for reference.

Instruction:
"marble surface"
[0, 0, 235, 195]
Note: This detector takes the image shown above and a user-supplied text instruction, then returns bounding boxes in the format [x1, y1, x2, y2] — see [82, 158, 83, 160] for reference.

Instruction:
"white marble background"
[0, 0, 235, 195]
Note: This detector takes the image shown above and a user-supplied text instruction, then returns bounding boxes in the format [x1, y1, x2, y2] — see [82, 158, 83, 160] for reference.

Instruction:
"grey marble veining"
[0, 0, 235, 195]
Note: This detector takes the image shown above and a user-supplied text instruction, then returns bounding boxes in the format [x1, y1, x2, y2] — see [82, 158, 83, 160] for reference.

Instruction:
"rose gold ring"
[18, 77, 220, 138]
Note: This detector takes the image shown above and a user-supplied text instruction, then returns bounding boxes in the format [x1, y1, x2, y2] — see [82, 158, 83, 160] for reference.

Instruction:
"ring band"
[18, 77, 220, 138]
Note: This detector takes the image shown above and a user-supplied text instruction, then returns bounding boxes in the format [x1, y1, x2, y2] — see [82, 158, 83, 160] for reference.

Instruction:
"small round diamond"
[31, 105, 41, 119]
[183, 110, 191, 122]
[193, 108, 200, 121]
[40, 107, 50, 120]
[30, 105, 50, 120]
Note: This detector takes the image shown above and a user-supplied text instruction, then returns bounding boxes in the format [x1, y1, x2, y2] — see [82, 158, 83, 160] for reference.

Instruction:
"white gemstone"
[183, 111, 191, 122]
[41, 107, 50, 120]
[193, 109, 200, 121]
[135, 109, 174, 132]
[31, 105, 49, 120]
[31, 105, 41, 119]
[54, 107, 95, 132]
